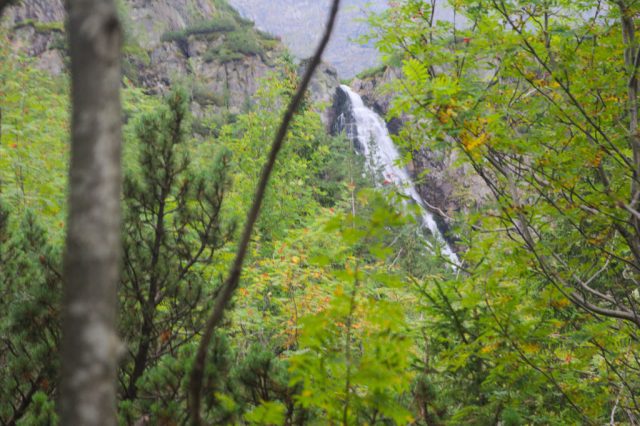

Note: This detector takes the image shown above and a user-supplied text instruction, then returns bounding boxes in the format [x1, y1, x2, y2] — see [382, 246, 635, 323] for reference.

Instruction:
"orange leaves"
[436, 105, 457, 124]
[589, 149, 604, 168]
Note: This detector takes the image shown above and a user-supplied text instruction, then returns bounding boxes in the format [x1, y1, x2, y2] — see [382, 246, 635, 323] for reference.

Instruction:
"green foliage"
[0, 18, 456, 422]
[204, 46, 245, 64]
[369, 0, 640, 422]
[203, 30, 267, 64]
[13, 19, 64, 33]
[224, 30, 263, 56]
[205, 63, 359, 247]
[355, 64, 386, 80]
[118, 88, 235, 414]
[0, 30, 159, 237]
[17, 3, 638, 422]
[0, 202, 61, 425]
[244, 401, 287, 425]
[0, 35, 69, 235]
[161, 16, 238, 43]
[192, 83, 226, 107]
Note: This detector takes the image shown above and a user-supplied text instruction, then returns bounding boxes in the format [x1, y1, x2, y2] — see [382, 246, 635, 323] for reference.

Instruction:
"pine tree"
[117, 89, 235, 422]
[0, 201, 61, 425]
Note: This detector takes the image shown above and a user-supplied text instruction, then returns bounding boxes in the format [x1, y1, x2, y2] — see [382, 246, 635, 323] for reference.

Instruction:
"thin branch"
[187, 1, 342, 424]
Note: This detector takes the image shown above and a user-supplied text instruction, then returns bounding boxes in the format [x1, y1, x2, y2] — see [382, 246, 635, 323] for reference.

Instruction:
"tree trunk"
[0, 0, 15, 17]
[58, 0, 123, 424]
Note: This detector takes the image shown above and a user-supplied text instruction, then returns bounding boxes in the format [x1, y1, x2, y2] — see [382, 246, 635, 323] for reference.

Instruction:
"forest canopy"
[2, 0, 640, 425]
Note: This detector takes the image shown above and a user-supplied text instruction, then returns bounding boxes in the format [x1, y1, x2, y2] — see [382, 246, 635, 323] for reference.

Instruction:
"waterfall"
[337, 85, 459, 266]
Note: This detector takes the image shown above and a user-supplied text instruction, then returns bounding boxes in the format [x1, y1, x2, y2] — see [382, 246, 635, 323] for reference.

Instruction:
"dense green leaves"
[368, 0, 640, 422]
[0, 203, 61, 425]
[7, 1, 640, 423]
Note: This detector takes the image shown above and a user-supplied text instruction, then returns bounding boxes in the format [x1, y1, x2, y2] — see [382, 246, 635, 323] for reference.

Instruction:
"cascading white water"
[339, 85, 459, 266]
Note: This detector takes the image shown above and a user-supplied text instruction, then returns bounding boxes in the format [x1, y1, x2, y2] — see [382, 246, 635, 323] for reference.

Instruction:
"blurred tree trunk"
[0, 0, 17, 17]
[58, 0, 123, 425]
[0, 1, 6, 16]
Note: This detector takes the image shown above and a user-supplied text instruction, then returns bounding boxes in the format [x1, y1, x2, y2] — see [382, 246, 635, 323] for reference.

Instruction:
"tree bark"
[58, 0, 123, 425]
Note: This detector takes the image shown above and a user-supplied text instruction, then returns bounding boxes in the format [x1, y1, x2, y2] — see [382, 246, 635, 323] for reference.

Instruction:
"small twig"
[187, 1, 342, 424]
[611, 392, 620, 425]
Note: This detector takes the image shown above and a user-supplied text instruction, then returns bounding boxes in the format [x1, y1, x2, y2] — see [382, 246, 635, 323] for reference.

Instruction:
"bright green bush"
[202, 30, 266, 64]
[192, 84, 225, 107]
[13, 19, 64, 33]
[224, 30, 263, 56]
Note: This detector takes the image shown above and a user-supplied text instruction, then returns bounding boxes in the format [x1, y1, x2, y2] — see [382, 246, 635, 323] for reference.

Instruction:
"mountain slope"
[3, 0, 283, 115]
[228, 0, 387, 77]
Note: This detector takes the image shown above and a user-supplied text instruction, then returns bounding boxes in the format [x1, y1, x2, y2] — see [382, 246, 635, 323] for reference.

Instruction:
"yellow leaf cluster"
[551, 298, 571, 309]
[461, 131, 489, 151]
[481, 342, 499, 354]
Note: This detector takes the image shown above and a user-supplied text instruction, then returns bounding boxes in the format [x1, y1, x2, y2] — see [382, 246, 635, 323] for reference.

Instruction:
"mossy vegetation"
[13, 19, 64, 33]
[161, 3, 279, 64]
[355, 64, 386, 80]
[192, 83, 225, 107]
[161, 16, 238, 43]
[203, 29, 267, 63]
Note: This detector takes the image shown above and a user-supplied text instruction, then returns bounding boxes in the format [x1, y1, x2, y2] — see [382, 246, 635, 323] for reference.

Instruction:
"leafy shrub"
[203, 47, 244, 64]
[192, 84, 225, 107]
[356, 64, 386, 80]
[225, 31, 263, 56]
[202, 30, 265, 64]
[215, 48, 246, 63]
[188, 16, 238, 35]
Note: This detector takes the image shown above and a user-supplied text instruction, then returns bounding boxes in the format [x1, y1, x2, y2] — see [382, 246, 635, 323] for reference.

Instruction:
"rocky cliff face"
[350, 66, 404, 134]
[299, 59, 340, 126]
[3, 0, 67, 75]
[2, 0, 281, 116]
